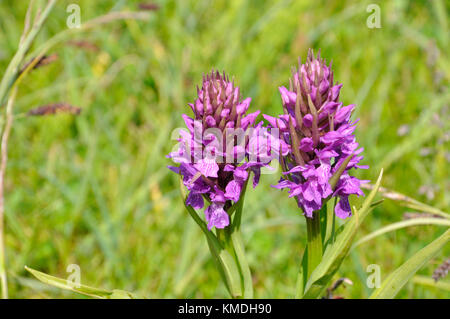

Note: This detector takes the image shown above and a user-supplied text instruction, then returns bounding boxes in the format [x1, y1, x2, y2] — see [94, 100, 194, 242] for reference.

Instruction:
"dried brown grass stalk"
[27, 103, 81, 116]
[19, 53, 58, 74]
[66, 40, 100, 52]
[362, 183, 449, 219]
[403, 212, 444, 220]
[138, 3, 160, 11]
[432, 258, 450, 282]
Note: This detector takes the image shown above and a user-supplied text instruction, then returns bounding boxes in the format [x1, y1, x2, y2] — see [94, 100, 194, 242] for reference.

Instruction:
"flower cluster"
[264, 50, 368, 218]
[168, 71, 270, 230]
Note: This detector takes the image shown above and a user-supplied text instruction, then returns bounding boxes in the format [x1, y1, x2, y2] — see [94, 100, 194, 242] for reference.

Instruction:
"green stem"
[230, 229, 253, 298]
[230, 179, 253, 298]
[0, 212, 6, 300]
[219, 196, 254, 298]
[0, 0, 57, 107]
[217, 227, 245, 299]
[215, 179, 253, 298]
[0, 87, 17, 299]
[306, 211, 323, 278]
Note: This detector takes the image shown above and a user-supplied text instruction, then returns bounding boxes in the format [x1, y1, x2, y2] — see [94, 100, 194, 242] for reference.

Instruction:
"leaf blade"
[25, 266, 113, 299]
[370, 229, 450, 299]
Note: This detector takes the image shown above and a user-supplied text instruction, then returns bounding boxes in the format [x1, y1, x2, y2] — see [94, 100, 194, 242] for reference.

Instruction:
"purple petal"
[262, 114, 279, 128]
[303, 114, 313, 128]
[316, 164, 331, 185]
[321, 101, 340, 115]
[205, 115, 216, 127]
[279, 86, 293, 106]
[272, 179, 297, 189]
[205, 203, 229, 230]
[233, 167, 248, 182]
[321, 131, 343, 145]
[223, 164, 235, 172]
[167, 165, 180, 174]
[335, 104, 355, 123]
[241, 111, 260, 130]
[330, 83, 343, 101]
[194, 159, 219, 178]
[225, 180, 241, 202]
[300, 137, 314, 152]
[283, 165, 304, 175]
[186, 192, 204, 209]
[210, 186, 226, 203]
[236, 97, 251, 115]
[335, 196, 352, 219]
[182, 114, 194, 132]
[251, 167, 261, 188]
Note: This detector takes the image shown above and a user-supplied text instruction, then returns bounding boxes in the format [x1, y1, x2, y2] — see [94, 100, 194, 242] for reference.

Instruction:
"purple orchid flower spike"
[168, 70, 271, 230]
[265, 49, 368, 219]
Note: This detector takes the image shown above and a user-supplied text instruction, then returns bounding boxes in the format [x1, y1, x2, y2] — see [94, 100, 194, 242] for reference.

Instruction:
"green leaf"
[353, 218, 450, 249]
[25, 266, 138, 299]
[230, 230, 253, 298]
[323, 198, 337, 247]
[328, 154, 354, 190]
[110, 290, 136, 299]
[295, 246, 308, 298]
[301, 169, 383, 298]
[412, 275, 450, 292]
[370, 185, 449, 219]
[370, 229, 450, 299]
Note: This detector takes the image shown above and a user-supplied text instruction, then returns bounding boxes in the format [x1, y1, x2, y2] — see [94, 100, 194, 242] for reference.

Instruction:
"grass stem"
[0, 0, 56, 107]
[0, 87, 17, 299]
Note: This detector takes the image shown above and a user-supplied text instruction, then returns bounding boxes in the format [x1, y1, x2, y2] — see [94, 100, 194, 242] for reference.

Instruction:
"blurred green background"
[0, 0, 448, 298]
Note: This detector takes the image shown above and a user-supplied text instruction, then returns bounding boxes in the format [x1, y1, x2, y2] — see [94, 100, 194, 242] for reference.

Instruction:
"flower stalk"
[306, 210, 323, 278]
[169, 71, 266, 298]
[0, 0, 57, 108]
[266, 50, 369, 298]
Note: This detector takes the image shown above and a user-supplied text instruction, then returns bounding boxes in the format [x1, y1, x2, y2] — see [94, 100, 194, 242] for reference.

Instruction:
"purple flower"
[265, 50, 368, 219]
[168, 71, 269, 230]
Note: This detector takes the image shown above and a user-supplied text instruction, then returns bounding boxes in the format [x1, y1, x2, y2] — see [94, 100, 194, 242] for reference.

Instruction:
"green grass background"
[0, 0, 448, 298]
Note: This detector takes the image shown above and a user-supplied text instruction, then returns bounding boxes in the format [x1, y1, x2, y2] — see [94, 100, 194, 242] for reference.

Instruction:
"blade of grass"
[353, 218, 450, 249]
[25, 266, 137, 299]
[370, 229, 450, 299]
[0, 87, 18, 299]
[412, 275, 450, 292]
[361, 184, 449, 219]
[0, 0, 57, 107]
